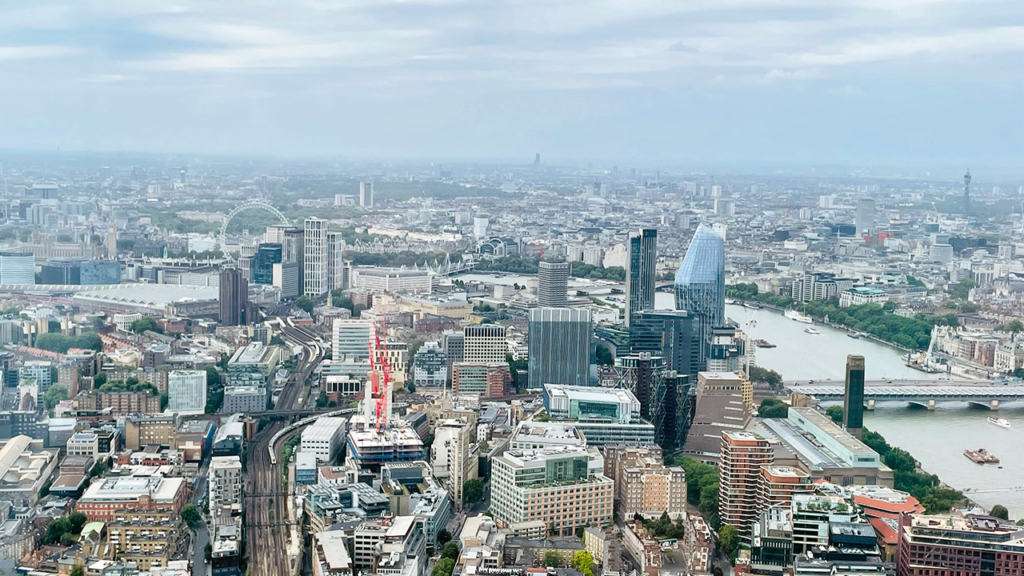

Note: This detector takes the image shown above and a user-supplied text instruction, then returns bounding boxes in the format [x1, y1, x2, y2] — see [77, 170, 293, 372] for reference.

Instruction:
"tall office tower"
[219, 267, 249, 326]
[719, 430, 774, 534]
[615, 354, 685, 452]
[463, 325, 506, 363]
[326, 231, 344, 291]
[303, 217, 328, 297]
[630, 309, 694, 378]
[252, 243, 282, 285]
[528, 308, 592, 388]
[281, 227, 305, 295]
[359, 181, 374, 207]
[855, 198, 875, 237]
[625, 228, 657, 327]
[537, 261, 570, 308]
[843, 355, 865, 439]
[0, 252, 35, 285]
[675, 225, 725, 372]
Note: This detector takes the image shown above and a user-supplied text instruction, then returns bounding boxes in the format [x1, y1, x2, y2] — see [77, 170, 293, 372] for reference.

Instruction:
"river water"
[689, 298, 1024, 518]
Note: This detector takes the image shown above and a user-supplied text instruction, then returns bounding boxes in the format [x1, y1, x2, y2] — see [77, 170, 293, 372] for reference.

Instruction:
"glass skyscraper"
[625, 228, 657, 327]
[528, 308, 592, 388]
[674, 224, 725, 372]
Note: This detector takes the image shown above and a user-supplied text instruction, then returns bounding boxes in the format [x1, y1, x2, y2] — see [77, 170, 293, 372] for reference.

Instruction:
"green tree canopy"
[718, 524, 739, 557]
[463, 479, 484, 504]
[826, 405, 844, 424]
[758, 398, 789, 418]
[441, 541, 460, 560]
[991, 504, 1010, 520]
[130, 317, 163, 334]
[432, 558, 455, 576]
[181, 504, 201, 528]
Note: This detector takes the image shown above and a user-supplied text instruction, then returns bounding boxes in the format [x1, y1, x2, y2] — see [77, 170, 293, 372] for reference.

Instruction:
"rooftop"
[544, 383, 637, 404]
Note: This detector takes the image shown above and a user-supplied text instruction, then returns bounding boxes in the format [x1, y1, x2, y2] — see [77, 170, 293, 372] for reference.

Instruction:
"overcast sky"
[1, 0, 1022, 170]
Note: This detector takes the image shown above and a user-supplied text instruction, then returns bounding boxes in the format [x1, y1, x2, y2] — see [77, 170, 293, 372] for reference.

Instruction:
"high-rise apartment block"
[625, 228, 657, 327]
[611, 446, 687, 521]
[528, 307, 591, 388]
[219, 267, 249, 326]
[326, 231, 344, 291]
[897, 514, 1024, 576]
[208, 455, 243, 519]
[537, 260, 570, 308]
[719, 430, 775, 534]
[431, 418, 479, 510]
[303, 217, 328, 296]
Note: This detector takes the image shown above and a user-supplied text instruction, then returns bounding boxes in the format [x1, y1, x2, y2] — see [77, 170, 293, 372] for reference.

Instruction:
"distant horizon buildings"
[856, 198, 875, 237]
[625, 228, 657, 327]
[675, 224, 725, 372]
[359, 181, 374, 208]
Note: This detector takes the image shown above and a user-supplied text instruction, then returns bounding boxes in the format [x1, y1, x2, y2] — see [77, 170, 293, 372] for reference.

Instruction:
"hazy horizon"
[1, 1, 1022, 172]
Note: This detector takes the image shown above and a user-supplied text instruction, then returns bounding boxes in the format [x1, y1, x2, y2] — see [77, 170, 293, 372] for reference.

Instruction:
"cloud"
[0, 45, 75, 60]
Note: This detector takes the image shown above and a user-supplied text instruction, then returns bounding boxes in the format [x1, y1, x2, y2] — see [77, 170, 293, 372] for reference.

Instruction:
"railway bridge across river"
[787, 379, 1024, 410]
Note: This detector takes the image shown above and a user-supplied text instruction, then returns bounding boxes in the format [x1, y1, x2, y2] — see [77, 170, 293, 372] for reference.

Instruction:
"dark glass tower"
[630, 309, 694, 379]
[528, 308, 592, 387]
[674, 225, 725, 371]
[219, 267, 249, 326]
[625, 228, 657, 327]
[844, 355, 865, 439]
[253, 243, 282, 285]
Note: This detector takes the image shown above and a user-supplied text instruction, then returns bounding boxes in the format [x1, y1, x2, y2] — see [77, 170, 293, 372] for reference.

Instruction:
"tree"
[70, 565, 85, 576]
[543, 551, 563, 567]
[748, 365, 783, 389]
[43, 516, 73, 545]
[437, 529, 452, 546]
[69, 512, 88, 534]
[572, 550, 595, 576]
[432, 558, 455, 576]
[129, 317, 162, 334]
[405, 381, 416, 393]
[758, 398, 789, 418]
[826, 405, 844, 424]
[295, 295, 314, 314]
[181, 504, 201, 528]
[718, 524, 739, 557]
[463, 479, 484, 504]
[205, 543, 213, 562]
[991, 504, 1010, 520]
[595, 346, 613, 366]
[441, 541, 460, 560]
[316, 390, 328, 408]
[43, 385, 68, 413]
[269, 335, 287, 346]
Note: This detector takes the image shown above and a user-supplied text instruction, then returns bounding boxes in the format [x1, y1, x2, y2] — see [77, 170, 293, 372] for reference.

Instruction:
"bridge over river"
[787, 379, 1024, 410]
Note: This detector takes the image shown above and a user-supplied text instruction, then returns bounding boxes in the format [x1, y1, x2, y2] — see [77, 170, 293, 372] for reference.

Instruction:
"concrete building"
[219, 267, 249, 326]
[612, 446, 687, 520]
[333, 319, 374, 362]
[452, 362, 508, 397]
[272, 261, 300, 299]
[0, 252, 34, 285]
[412, 341, 446, 389]
[77, 473, 187, 521]
[540, 383, 655, 446]
[66, 428, 118, 461]
[301, 417, 347, 462]
[0, 435, 59, 506]
[463, 324, 506, 363]
[897, 514, 1024, 576]
[352, 515, 426, 576]
[19, 361, 53, 394]
[491, 445, 613, 536]
[167, 370, 207, 414]
[208, 455, 243, 520]
[352, 267, 432, 294]
[681, 371, 752, 464]
[381, 461, 453, 552]
[431, 419, 478, 510]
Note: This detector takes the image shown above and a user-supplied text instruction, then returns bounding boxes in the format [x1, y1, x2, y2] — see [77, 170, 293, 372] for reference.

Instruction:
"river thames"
[723, 301, 1024, 518]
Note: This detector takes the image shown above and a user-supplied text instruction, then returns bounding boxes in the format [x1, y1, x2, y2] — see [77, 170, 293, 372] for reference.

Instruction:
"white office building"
[301, 417, 347, 462]
[463, 325, 506, 363]
[332, 319, 374, 362]
[303, 217, 328, 297]
[0, 252, 35, 285]
[19, 361, 53, 394]
[168, 370, 207, 414]
[208, 455, 243, 517]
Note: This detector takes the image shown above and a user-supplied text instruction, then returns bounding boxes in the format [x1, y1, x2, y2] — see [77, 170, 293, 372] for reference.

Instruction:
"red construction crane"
[367, 319, 392, 433]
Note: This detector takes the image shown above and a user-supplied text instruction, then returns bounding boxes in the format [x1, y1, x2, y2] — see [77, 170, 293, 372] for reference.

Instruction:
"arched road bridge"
[788, 379, 1024, 410]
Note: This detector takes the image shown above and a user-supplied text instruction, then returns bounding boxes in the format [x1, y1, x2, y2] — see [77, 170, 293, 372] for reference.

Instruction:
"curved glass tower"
[675, 225, 725, 371]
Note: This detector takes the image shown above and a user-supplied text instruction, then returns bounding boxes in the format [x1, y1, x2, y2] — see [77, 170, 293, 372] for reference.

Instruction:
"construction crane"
[367, 319, 393, 434]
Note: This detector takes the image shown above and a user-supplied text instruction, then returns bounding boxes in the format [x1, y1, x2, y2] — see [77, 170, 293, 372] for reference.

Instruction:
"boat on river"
[805, 328, 822, 335]
[964, 449, 1000, 464]
[784, 310, 813, 324]
[988, 417, 1012, 429]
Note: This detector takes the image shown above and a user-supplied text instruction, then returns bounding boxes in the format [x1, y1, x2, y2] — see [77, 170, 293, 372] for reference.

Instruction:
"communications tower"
[963, 169, 971, 215]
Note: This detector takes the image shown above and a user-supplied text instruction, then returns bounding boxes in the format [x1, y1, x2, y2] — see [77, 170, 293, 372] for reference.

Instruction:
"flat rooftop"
[545, 384, 635, 404]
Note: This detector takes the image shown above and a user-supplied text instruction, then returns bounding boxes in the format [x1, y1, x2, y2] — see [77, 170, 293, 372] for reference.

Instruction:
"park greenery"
[639, 511, 686, 540]
[98, 377, 158, 396]
[34, 332, 102, 353]
[861, 429, 964, 513]
[727, 283, 957, 349]
[674, 457, 721, 530]
[42, 512, 88, 546]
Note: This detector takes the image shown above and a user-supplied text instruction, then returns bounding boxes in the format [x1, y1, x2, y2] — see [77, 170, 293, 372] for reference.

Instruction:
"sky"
[1, 0, 1022, 170]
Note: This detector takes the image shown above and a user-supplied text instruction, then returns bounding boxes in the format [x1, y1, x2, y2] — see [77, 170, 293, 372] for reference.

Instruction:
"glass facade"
[528, 308, 592, 388]
[253, 243, 282, 285]
[625, 228, 657, 327]
[674, 224, 725, 372]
